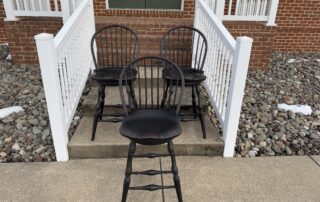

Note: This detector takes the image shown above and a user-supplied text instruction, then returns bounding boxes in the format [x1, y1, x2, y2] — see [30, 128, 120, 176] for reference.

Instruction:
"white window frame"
[106, 0, 185, 11]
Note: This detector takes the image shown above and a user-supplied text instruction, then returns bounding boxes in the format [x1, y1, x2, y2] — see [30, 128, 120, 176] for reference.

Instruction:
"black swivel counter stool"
[118, 56, 185, 202]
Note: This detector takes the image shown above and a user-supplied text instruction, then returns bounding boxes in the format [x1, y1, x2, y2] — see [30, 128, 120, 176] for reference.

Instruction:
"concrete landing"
[82, 86, 208, 115]
[0, 156, 319, 202]
[68, 116, 224, 159]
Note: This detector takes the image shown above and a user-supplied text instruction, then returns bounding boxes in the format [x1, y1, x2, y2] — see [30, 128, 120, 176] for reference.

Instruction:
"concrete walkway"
[0, 156, 319, 202]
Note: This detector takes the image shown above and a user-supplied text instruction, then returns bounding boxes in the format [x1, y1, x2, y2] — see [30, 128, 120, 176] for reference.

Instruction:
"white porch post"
[223, 37, 253, 157]
[3, 0, 19, 21]
[35, 33, 69, 161]
[215, 0, 225, 21]
[61, 0, 72, 23]
[266, 0, 279, 26]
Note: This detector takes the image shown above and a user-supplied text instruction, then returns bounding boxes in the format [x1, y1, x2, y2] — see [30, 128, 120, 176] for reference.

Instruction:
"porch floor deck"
[69, 85, 224, 159]
[68, 115, 223, 159]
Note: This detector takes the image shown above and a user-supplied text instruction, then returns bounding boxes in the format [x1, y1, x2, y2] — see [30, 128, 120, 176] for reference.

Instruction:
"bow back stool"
[160, 26, 208, 139]
[90, 24, 139, 141]
[119, 56, 185, 202]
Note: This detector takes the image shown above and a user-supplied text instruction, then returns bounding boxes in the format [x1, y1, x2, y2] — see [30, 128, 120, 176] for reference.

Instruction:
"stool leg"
[191, 85, 197, 119]
[91, 84, 104, 141]
[196, 84, 206, 139]
[99, 85, 106, 121]
[161, 84, 169, 108]
[128, 83, 137, 109]
[121, 141, 136, 202]
[168, 141, 183, 202]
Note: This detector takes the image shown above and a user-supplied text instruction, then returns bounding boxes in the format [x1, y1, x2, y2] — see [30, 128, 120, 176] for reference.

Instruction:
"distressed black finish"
[119, 56, 184, 202]
[160, 26, 208, 139]
[90, 24, 139, 141]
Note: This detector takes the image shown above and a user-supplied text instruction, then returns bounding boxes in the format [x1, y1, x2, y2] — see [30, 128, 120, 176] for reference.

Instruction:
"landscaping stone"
[232, 52, 320, 157]
[0, 57, 55, 162]
[12, 143, 20, 151]
[206, 52, 320, 157]
[0, 48, 91, 162]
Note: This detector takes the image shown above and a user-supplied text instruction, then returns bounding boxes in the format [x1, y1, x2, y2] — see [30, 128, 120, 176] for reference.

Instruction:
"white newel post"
[214, 0, 225, 21]
[3, 0, 19, 21]
[266, 0, 279, 26]
[61, 0, 72, 23]
[223, 37, 253, 157]
[35, 33, 69, 161]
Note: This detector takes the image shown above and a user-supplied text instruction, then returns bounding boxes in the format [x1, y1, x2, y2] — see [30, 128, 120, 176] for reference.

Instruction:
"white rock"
[4, 137, 12, 143]
[312, 121, 320, 126]
[287, 59, 296, 63]
[35, 145, 47, 154]
[248, 150, 257, 157]
[74, 116, 80, 120]
[19, 149, 26, 156]
[277, 104, 312, 116]
[259, 141, 267, 147]
[314, 110, 320, 116]
[247, 132, 254, 139]
[12, 143, 20, 151]
[0, 106, 24, 119]
[0, 152, 6, 158]
[6, 54, 11, 60]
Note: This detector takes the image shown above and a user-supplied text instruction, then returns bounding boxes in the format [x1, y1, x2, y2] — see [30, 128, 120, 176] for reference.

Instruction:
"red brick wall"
[224, 0, 320, 69]
[224, 22, 274, 69]
[0, 2, 6, 43]
[5, 17, 62, 64]
[94, 0, 194, 57]
[273, 0, 320, 52]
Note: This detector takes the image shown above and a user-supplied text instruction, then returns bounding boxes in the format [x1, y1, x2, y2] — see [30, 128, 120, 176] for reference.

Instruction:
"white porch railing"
[35, 0, 95, 161]
[3, 0, 81, 23]
[194, 0, 253, 157]
[204, 0, 279, 26]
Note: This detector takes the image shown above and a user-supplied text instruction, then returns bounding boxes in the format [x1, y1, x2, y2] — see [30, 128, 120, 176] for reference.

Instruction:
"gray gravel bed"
[207, 52, 320, 157]
[236, 52, 320, 157]
[0, 45, 90, 163]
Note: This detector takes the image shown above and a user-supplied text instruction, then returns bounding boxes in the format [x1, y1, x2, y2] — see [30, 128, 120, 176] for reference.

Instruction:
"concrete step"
[68, 116, 224, 159]
[83, 85, 209, 116]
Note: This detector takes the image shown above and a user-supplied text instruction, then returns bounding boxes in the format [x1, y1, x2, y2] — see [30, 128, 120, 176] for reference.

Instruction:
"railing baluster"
[262, 0, 267, 15]
[228, 0, 232, 16]
[30, 0, 35, 11]
[218, 45, 228, 113]
[249, 0, 254, 15]
[54, 0, 59, 11]
[255, 0, 261, 16]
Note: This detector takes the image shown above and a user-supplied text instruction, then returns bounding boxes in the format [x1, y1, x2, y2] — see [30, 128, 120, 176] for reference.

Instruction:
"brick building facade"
[0, 0, 319, 68]
[226, 0, 320, 69]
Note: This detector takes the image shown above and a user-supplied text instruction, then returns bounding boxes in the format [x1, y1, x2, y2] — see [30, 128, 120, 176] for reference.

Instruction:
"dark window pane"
[109, 0, 145, 9]
[146, 0, 181, 9]
[108, 0, 182, 10]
